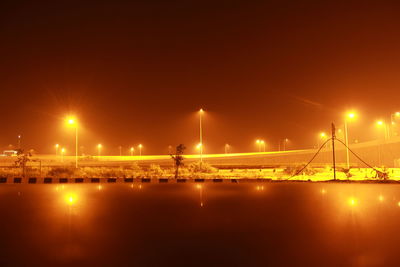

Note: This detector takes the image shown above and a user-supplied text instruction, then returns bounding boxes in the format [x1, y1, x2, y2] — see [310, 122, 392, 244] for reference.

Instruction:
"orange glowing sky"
[1, 0, 400, 154]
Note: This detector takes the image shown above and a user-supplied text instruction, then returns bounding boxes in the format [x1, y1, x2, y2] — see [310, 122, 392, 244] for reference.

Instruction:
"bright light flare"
[346, 112, 357, 120]
[320, 132, 327, 138]
[66, 116, 77, 126]
[65, 193, 77, 205]
[347, 197, 358, 207]
[378, 195, 384, 202]
[376, 120, 384, 126]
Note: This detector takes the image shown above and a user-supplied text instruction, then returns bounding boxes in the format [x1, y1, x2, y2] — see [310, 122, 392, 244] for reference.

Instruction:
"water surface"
[0, 182, 399, 266]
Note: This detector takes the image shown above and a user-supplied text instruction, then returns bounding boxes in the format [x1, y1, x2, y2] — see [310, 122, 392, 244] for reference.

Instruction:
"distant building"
[2, 150, 18, 156]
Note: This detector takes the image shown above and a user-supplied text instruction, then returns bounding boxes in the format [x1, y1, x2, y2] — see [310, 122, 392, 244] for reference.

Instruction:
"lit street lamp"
[130, 147, 135, 156]
[225, 144, 230, 154]
[97, 144, 102, 157]
[66, 116, 78, 168]
[256, 139, 265, 152]
[344, 112, 357, 169]
[376, 120, 388, 140]
[138, 144, 143, 156]
[199, 108, 204, 163]
[55, 144, 59, 156]
[61, 148, 66, 162]
[17, 135, 21, 149]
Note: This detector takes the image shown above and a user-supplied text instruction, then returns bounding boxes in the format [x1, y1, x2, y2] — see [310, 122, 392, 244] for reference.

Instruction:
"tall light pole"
[256, 139, 261, 152]
[344, 112, 356, 169]
[376, 120, 388, 140]
[225, 144, 230, 154]
[130, 147, 135, 156]
[138, 144, 143, 156]
[97, 144, 102, 157]
[55, 144, 59, 157]
[61, 148, 66, 163]
[199, 108, 204, 163]
[283, 138, 289, 151]
[17, 135, 21, 149]
[66, 116, 78, 168]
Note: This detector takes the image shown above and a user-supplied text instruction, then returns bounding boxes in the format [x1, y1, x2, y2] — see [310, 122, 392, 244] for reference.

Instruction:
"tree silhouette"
[14, 149, 32, 178]
[170, 144, 186, 179]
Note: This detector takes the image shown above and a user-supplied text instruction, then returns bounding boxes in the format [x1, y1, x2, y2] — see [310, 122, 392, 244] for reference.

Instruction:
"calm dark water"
[0, 182, 400, 266]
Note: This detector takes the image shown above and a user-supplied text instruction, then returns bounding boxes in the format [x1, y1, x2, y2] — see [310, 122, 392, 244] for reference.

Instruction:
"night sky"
[1, 0, 400, 155]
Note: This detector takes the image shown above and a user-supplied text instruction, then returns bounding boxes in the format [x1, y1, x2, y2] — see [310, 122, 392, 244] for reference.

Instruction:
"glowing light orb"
[347, 197, 358, 206]
[65, 193, 77, 205]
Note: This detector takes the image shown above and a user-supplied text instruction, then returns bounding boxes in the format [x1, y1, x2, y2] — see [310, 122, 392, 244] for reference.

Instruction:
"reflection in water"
[347, 197, 358, 207]
[195, 184, 204, 207]
[256, 185, 264, 191]
[2, 183, 400, 266]
[65, 193, 77, 206]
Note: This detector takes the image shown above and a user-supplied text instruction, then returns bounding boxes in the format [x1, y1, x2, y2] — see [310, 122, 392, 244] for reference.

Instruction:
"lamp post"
[97, 144, 102, 157]
[376, 120, 388, 140]
[261, 140, 265, 152]
[138, 144, 143, 156]
[17, 135, 21, 149]
[225, 144, 230, 154]
[61, 148, 65, 163]
[199, 109, 204, 163]
[256, 139, 261, 152]
[130, 147, 135, 156]
[66, 117, 78, 168]
[283, 138, 289, 151]
[55, 144, 59, 157]
[344, 112, 356, 169]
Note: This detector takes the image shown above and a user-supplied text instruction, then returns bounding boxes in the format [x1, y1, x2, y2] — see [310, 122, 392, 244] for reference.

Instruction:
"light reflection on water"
[1, 183, 400, 266]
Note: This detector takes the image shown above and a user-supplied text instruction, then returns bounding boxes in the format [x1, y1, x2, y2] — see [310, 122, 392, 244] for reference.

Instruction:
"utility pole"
[331, 123, 337, 181]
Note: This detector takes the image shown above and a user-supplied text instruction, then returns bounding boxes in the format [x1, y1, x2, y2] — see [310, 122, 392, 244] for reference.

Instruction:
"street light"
[283, 138, 289, 151]
[376, 120, 388, 140]
[118, 146, 122, 156]
[199, 108, 204, 163]
[256, 139, 266, 152]
[97, 144, 102, 157]
[138, 144, 143, 156]
[55, 144, 59, 156]
[344, 111, 357, 169]
[225, 144, 230, 154]
[256, 139, 261, 152]
[260, 140, 265, 152]
[130, 147, 135, 156]
[66, 116, 78, 168]
[61, 148, 66, 162]
[17, 135, 21, 149]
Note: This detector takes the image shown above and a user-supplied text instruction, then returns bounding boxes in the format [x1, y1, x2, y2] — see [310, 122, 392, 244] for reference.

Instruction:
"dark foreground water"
[1, 182, 400, 266]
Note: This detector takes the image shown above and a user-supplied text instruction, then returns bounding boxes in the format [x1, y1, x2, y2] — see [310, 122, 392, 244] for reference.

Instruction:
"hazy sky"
[1, 0, 400, 154]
